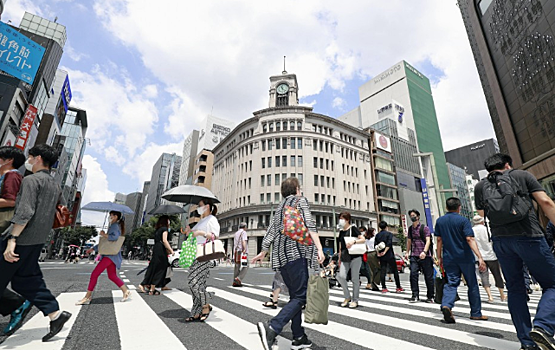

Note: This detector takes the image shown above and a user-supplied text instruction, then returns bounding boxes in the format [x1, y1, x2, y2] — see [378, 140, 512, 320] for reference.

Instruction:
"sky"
[2, 0, 496, 227]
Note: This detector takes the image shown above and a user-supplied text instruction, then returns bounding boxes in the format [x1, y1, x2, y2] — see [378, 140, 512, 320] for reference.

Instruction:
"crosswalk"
[0, 275, 539, 350]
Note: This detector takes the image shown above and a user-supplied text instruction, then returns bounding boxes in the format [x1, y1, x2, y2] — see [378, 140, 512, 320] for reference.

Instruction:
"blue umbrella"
[82, 202, 134, 215]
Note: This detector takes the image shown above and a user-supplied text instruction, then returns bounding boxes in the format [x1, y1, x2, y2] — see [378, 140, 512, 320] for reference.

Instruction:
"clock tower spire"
[269, 63, 299, 108]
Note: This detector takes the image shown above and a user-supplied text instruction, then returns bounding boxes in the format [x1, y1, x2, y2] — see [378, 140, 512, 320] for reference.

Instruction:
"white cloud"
[81, 155, 114, 203]
[332, 97, 346, 109]
[2, 0, 46, 24]
[65, 41, 88, 62]
[123, 141, 183, 186]
[142, 84, 158, 99]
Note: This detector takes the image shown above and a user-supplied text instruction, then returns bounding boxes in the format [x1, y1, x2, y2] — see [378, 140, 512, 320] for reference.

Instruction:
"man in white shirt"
[472, 215, 506, 303]
[233, 223, 248, 287]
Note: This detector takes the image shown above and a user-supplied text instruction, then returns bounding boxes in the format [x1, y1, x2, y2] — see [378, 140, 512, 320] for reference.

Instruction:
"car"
[168, 250, 181, 268]
[395, 254, 406, 273]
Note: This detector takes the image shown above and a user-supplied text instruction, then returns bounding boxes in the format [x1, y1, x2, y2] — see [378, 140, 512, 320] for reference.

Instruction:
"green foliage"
[61, 226, 98, 246]
[396, 226, 407, 251]
[128, 215, 182, 248]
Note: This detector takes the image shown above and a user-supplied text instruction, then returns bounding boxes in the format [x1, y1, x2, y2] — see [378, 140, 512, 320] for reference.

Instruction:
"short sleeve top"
[192, 215, 220, 245]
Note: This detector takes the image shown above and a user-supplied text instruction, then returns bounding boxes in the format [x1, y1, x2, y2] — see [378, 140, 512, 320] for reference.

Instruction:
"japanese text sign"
[420, 178, 434, 233]
[15, 104, 37, 150]
[61, 75, 72, 113]
[0, 21, 45, 84]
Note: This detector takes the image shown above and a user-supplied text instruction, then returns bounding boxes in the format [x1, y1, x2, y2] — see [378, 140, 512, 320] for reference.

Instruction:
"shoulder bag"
[196, 234, 225, 262]
[345, 227, 366, 255]
[98, 236, 125, 255]
[282, 196, 313, 246]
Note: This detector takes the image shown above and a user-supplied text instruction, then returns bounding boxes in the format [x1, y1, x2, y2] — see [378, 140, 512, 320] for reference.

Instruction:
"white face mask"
[197, 206, 206, 215]
[24, 159, 34, 172]
[338, 219, 346, 227]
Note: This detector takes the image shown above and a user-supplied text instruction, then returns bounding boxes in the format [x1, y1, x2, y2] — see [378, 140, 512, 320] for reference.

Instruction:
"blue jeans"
[441, 260, 482, 317]
[270, 258, 308, 338]
[493, 236, 555, 346]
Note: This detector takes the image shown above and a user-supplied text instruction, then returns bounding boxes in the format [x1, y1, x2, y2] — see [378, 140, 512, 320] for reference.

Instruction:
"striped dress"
[261, 195, 318, 270]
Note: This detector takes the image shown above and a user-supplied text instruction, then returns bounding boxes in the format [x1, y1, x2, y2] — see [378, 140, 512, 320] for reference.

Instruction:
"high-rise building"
[124, 192, 143, 234]
[445, 138, 500, 180]
[466, 174, 480, 218]
[138, 181, 150, 226]
[178, 130, 200, 186]
[36, 69, 71, 146]
[198, 115, 236, 152]
[145, 153, 182, 220]
[447, 163, 473, 220]
[457, 0, 555, 198]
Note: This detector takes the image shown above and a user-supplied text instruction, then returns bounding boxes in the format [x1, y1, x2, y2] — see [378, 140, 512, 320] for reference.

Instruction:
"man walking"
[435, 197, 488, 324]
[0, 144, 71, 341]
[475, 153, 555, 350]
[232, 222, 248, 287]
[405, 209, 434, 303]
[375, 221, 403, 293]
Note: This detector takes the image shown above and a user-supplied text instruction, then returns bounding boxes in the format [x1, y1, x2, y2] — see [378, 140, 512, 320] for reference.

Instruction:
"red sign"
[15, 104, 37, 150]
[379, 135, 388, 149]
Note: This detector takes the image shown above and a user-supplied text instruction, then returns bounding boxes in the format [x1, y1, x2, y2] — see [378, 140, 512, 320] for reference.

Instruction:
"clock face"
[277, 83, 289, 95]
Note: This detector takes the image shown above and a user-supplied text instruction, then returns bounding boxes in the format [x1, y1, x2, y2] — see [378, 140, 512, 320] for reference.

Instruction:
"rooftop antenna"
[282, 56, 287, 74]
[54, 16, 58, 23]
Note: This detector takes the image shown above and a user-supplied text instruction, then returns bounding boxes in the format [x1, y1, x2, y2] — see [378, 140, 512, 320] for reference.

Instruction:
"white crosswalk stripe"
[1, 278, 534, 350]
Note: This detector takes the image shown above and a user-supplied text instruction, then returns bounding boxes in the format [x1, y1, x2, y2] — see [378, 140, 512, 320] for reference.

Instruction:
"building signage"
[61, 75, 72, 113]
[374, 131, 392, 153]
[401, 214, 408, 236]
[15, 104, 37, 150]
[405, 62, 424, 79]
[420, 178, 434, 233]
[470, 143, 485, 151]
[198, 115, 236, 151]
[0, 22, 45, 84]
[373, 64, 402, 85]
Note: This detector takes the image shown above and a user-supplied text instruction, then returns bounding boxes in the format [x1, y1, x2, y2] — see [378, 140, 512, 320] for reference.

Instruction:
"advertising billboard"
[15, 104, 38, 150]
[0, 22, 45, 84]
[374, 131, 392, 153]
[61, 75, 72, 113]
[420, 178, 434, 233]
[198, 115, 236, 151]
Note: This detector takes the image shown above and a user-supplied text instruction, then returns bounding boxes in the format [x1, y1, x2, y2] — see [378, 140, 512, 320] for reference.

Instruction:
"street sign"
[147, 239, 155, 245]
[14, 104, 37, 150]
[0, 21, 45, 84]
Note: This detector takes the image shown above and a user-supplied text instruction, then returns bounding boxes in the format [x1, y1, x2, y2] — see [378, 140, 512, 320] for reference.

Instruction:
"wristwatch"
[6, 234, 17, 241]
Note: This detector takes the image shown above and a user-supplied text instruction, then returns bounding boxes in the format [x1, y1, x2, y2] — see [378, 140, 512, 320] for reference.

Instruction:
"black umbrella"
[161, 185, 220, 204]
[148, 204, 186, 215]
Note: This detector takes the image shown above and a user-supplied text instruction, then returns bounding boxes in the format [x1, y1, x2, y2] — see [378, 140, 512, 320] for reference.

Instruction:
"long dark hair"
[109, 211, 125, 235]
[364, 227, 375, 239]
[155, 215, 170, 229]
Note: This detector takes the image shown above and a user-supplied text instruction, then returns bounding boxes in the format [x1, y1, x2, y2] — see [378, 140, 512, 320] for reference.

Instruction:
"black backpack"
[481, 170, 532, 226]
[409, 224, 433, 257]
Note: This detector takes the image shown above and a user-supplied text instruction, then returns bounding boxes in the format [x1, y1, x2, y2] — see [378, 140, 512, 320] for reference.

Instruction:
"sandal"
[148, 290, 161, 295]
[262, 299, 278, 309]
[200, 305, 212, 322]
[185, 316, 200, 322]
[137, 285, 147, 293]
[75, 297, 92, 306]
[121, 290, 131, 302]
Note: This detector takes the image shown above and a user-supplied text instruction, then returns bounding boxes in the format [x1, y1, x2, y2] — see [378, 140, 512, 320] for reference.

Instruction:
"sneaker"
[409, 296, 419, 303]
[348, 301, 358, 308]
[291, 334, 313, 350]
[470, 315, 489, 321]
[42, 311, 72, 342]
[520, 344, 540, 350]
[441, 306, 456, 324]
[396, 288, 405, 293]
[257, 321, 277, 350]
[340, 299, 351, 307]
[381, 289, 389, 293]
[3, 300, 32, 336]
[530, 327, 555, 350]
[425, 298, 435, 304]
[232, 278, 242, 287]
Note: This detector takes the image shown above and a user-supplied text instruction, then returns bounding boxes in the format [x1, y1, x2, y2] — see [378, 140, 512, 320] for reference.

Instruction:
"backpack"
[481, 170, 532, 226]
[409, 224, 433, 257]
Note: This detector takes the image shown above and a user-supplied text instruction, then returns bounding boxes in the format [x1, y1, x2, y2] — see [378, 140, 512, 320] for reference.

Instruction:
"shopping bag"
[434, 275, 445, 304]
[241, 253, 248, 267]
[305, 272, 329, 324]
[179, 233, 197, 268]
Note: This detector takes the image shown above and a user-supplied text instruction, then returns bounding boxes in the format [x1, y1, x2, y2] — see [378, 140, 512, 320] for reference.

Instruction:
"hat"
[472, 215, 484, 225]
[239, 222, 247, 228]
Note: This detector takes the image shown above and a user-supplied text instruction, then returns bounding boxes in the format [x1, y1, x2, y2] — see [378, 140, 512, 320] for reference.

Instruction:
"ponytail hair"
[109, 210, 126, 235]
[200, 198, 218, 216]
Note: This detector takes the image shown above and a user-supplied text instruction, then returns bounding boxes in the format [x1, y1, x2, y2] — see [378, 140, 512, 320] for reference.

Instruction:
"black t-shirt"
[337, 226, 363, 262]
[374, 230, 395, 260]
[475, 169, 545, 237]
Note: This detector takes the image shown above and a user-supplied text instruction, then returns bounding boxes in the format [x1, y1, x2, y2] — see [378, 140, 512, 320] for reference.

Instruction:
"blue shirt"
[435, 212, 474, 264]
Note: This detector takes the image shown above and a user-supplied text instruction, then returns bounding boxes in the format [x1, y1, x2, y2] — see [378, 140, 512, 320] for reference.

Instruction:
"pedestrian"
[335, 211, 365, 308]
[182, 198, 220, 322]
[357, 226, 372, 290]
[252, 177, 324, 350]
[262, 271, 289, 309]
[435, 197, 488, 324]
[405, 209, 435, 303]
[138, 215, 173, 295]
[0, 144, 72, 341]
[475, 153, 555, 350]
[375, 221, 403, 293]
[364, 227, 381, 291]
[76, 211, 131, 305]
[471, 215, 506, 303]
[232, 222, 249, 287]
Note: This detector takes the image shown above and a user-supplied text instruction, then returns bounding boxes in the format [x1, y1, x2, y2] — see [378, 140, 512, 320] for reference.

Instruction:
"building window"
[377, 171, 396, 186]
[275, 174, 280, 185]
[331, 160, 334, 171]
[283, 121, 288, 131]
[320, 176, 324, 187]
[290, 121, 295, 130]
[276, 121, 281, 131]
[268, 140, 273, 150]
[275, 192, 280, 202]
[298, 156, 303, 167]
[275, 156, 280, 167]
[320, 158, 323, 169]
[261, 175, 265, 186]
[263, 123, 267, 133]
[297, 121, 302, 130]
[375, 157, 393, 172]
[314, 193, 319, 203]
[298, 138, 302, 149]
[298, 173, 303, 185]
[267, 174, 271, 186]
[261, 158, 265, 169]
[332, 178, 335, 189]
[282, 155, 287, 167]
[326, 159, 329, 170]
[249, 178, 252, 189]
[269, 123, 274, 132]
[249, 160, 252, 171]
[282, 173, 287, 182]
[260, 194, 264, 203]
[268, 157, 272, 168]
[282, 137, 287, 150]
[291, 155, 296, 167]
[276, 138, 281, 149]
[314, 175, 318, 186]
[290, 137, 296, 149]
[277, 94, 288, 106]
[313, 141, 318, 151]
[313, 157, 318, 168]
[267, 193, 271, 202]
[327, 177, 330, 188]
[261, 140, 266, 151]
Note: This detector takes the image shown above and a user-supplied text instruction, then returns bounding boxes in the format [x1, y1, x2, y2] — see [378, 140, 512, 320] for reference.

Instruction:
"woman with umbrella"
[75, 211, 131, 305]
[182, 198, 220, 322]
[138, 215, 174, 295]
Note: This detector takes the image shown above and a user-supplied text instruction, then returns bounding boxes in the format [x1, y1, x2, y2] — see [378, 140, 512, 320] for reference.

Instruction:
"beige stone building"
[212, 70, 378, 256]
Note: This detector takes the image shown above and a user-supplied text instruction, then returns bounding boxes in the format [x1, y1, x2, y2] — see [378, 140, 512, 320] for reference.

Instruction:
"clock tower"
[268, 69, 299, 108]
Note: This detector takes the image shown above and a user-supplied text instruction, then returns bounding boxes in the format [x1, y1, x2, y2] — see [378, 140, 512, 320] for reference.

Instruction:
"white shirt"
[366, 237, 376, 252]
[192, 215, 220, 245]
[472, 224, 497, 261]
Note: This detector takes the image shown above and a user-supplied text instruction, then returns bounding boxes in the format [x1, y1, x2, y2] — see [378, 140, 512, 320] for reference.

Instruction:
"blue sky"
[3, 1, 495, 226]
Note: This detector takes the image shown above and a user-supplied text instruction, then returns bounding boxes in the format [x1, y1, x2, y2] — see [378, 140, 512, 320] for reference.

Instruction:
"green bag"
[179, 233, 197, 268]
[304, 273, 329, 325]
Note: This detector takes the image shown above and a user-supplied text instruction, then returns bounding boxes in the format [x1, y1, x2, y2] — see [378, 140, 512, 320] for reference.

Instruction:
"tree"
[61, 226, 98, 246]
[396, 226, 407, 252]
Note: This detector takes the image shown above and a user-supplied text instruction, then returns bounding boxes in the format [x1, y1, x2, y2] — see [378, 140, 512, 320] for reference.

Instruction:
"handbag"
[196, 239, 225, 262]
[345, 227, 366, 255]
[166, 266, 174, 279]
[282, 197, 313, 246]
[98, 236, 125, 255]
[241, 253, 248, 267]
[305, 269, 329, 324]
[179, 233, 197, 268]
[52, 205, 72, 229]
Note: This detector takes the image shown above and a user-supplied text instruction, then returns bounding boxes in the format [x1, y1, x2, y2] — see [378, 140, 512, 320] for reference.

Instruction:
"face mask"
[197, 206, 206, 215]
[24, 159, 35, 172]
[410, 216, 418, 222]
[338, 219, 346, 227]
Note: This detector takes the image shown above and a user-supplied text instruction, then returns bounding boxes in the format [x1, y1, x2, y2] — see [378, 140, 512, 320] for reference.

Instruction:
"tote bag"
[196, 239, 225, 262]
[305, 271, 329, 324]
[282, 197, 313, 246]
[179, 233, 197, 268]
[98, 236, 125, 255]
[345, 227, 366, 255]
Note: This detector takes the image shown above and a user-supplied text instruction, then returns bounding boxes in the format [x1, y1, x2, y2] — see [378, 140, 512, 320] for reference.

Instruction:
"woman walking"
[76, 211, 130, 305]
[183, 198, 220, 322]
[252, 177, 324, 350]
[138, 216, 174, 295]
[363, 227, 381, 291]
[336, 212, 365, 308]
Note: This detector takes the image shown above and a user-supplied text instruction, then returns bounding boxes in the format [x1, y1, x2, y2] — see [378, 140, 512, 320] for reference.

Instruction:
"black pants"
[409, 256, 434, 299]
[0, 289, 25, 316]
[380, 257, 401, 289]
[0, 241, 59, 316]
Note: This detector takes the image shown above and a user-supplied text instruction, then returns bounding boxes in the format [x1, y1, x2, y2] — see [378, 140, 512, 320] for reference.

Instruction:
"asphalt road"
[0, 260, 528, 350]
